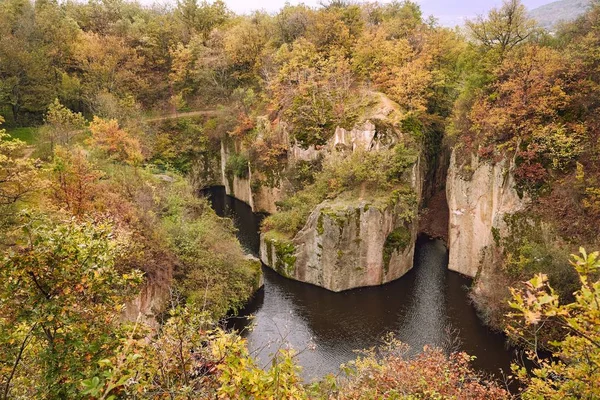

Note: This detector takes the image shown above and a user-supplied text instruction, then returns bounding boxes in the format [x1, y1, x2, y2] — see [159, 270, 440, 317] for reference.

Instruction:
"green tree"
[42, 99, 86, 150]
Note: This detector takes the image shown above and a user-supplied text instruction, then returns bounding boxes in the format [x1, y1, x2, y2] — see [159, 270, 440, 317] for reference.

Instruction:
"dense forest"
[1, 0, 599, 398]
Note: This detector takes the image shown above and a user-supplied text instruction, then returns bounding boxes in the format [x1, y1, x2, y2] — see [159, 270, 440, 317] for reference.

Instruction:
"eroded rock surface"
[260, 192, 418, 292]
[446, 151, 528, 277]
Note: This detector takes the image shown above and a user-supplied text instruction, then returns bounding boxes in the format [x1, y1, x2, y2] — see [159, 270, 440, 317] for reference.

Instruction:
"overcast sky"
[213, 0, 554, 26]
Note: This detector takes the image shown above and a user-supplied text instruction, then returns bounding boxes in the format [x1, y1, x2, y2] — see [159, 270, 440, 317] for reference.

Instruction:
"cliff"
[260, 190, 418, 292]
[260, 148, 422, 292]
[446, 150, 528, 277]
[221, 141, 283, 214]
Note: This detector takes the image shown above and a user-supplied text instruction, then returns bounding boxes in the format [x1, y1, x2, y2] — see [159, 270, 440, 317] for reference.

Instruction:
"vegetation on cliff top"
[1, 0, 600, 397]
[262, 143, 418, 239]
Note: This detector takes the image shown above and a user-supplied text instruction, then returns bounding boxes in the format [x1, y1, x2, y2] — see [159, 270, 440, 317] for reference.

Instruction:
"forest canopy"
[1, 0, 600, 398]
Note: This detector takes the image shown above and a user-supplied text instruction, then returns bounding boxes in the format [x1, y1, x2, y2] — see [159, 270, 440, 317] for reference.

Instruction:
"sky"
[216, 0, 555, 26]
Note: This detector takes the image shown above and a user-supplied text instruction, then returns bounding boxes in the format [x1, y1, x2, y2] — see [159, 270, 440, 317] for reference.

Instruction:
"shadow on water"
[201, 186, 519, 383]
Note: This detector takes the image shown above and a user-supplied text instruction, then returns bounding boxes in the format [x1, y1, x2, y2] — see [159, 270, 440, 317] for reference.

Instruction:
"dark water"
[202, 186, 519, 382]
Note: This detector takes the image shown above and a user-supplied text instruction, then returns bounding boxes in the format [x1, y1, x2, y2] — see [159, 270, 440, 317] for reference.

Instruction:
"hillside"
[529, 0, 591, 29]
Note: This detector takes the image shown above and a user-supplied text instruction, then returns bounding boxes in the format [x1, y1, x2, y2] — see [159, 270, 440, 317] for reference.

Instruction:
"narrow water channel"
[203, 186, 519, 382]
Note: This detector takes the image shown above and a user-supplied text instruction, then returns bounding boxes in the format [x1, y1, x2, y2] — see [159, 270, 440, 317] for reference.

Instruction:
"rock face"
[260, 158, 422, 292]
[123, 283, 169, 329]
[446, 150, 528, 277]
[220, 141, 282, 214]
[219, 120, 395, 214]
[260, 195, 418, 292]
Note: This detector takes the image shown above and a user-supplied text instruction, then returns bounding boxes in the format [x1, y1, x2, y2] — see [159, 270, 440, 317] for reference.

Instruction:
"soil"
[418, 189, 449, 242]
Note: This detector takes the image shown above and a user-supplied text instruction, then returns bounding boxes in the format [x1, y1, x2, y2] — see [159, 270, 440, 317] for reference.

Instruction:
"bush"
[507, 249, 600, 400]
[262, 145, 417, 238]
[335, 336, 508, 399]
[225, 152, 249, 180]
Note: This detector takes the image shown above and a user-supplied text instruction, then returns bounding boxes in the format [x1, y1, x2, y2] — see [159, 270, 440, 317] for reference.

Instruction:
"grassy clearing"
[6, 126, 38, 143]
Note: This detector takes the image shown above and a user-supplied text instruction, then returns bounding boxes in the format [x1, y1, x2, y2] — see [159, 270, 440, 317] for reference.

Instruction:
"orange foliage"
[88, 116, 143, 165]
[339, 345, 508, 399]
[469, 45, 570, 147]
[50, 147, 103, 217]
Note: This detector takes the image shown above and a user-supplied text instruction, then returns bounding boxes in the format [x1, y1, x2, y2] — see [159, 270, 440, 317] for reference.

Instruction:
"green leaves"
[0, 214, 143, 398]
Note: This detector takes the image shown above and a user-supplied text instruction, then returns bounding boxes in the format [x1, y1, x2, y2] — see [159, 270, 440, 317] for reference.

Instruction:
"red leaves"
[340, 346, 509, 399]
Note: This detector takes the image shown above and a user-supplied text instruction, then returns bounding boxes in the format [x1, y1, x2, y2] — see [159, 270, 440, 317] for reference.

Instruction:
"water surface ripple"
[203, 186, 517, 382]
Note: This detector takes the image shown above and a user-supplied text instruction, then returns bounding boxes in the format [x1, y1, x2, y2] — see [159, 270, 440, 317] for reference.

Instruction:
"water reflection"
[202, 187, 517, 382]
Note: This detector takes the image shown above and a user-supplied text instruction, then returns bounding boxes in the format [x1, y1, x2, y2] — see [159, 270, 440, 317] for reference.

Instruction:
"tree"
[459, 43, 587, 191]
[271, 39, 355, 147]
[42, 98, 86, 150]
[72, 32, 147, 108]
[50, 146, 102, 217]
[0, 215, 142, 399]
[0, 116, 37, 223]
[88, 116, 143, 165]
[274, 4, 313, 46]
[222, 14, 272, 85]
[466, 0, 538, 58]
[507, 248, 600, 399]
[175, 0, 229, 43]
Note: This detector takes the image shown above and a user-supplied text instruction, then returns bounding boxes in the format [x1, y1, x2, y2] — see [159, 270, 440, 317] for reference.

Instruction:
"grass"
[5, 127, 38, 144]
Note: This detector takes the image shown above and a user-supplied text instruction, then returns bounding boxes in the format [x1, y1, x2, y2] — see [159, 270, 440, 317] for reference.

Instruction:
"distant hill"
[529, 0, 591, 30]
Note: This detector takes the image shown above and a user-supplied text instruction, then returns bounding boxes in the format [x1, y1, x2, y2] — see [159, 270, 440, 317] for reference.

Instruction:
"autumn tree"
[175, 0, 229, 44]
[507, 248, 600, 399]
[466, 44, 583, 189]
[88, 116, 143, 165]
[72, 32, 147, 110]
[271, 39, 355, 147]
[466, 0, 538, 59]
[50, 146, 102, 217]
[222, 13, 272, 85]
[273, 4, 313, 46]
[0, 216, 142, 399]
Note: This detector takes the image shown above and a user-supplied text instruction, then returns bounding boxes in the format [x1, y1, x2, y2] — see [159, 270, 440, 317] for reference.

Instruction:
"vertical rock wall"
[260, 196, 418, 292]
[220, 141, 282, 214]
[446, 151, 528, 277]
[260, 157, 423, 292]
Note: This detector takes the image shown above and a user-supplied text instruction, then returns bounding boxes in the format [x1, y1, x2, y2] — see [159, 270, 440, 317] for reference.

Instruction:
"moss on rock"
[383, 225, 412, 274]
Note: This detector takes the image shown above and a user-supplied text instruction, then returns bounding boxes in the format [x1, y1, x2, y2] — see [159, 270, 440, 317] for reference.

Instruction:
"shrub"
[336, 336, 508, 399]
[383, 225, 412, 272]
[507, 249, 600, 400]
[262, 145, 417, 238]
[225, 152, 249, 180]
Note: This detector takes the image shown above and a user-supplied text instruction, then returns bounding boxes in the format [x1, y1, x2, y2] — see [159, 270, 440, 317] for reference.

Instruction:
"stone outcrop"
[220, 141, 282, 214]
[222, 92, 426, 291]
[260, 194, 418, 292]
[260, 157, 422, 292]
[123, 283, 169, 329]
[446, 150, 528, 277]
